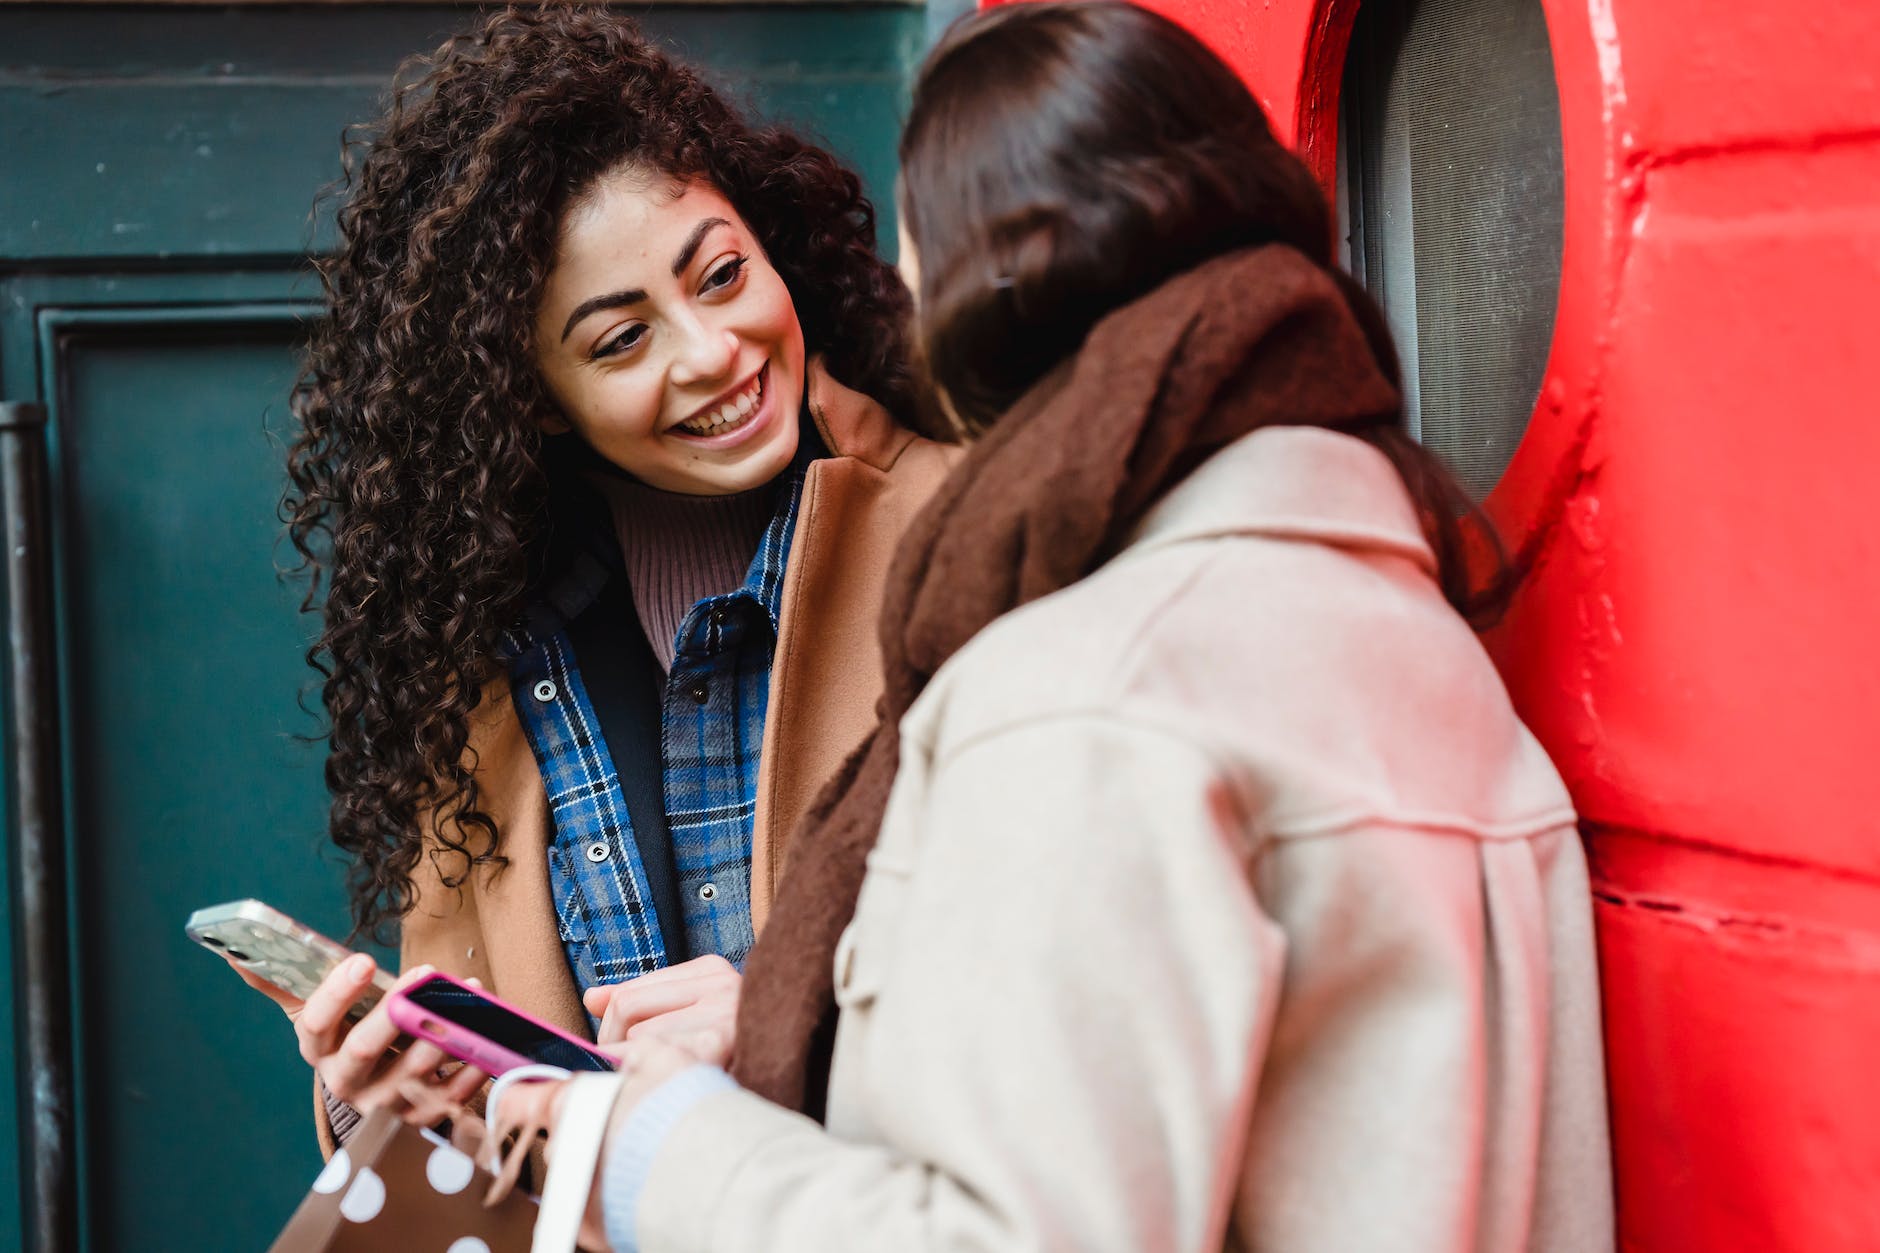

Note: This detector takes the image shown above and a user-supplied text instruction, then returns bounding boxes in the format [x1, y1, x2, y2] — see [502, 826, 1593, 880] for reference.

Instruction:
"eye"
[593, 323, 648, 361]
[703, 256, 747, 293]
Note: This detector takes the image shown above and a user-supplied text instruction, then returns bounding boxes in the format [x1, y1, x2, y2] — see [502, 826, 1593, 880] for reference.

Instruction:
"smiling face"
[533, 171, 806, 495]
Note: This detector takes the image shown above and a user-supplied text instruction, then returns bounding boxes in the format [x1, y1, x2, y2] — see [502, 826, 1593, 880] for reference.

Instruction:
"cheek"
[746, 271, 805, 355]
[572, 370, 667, 444]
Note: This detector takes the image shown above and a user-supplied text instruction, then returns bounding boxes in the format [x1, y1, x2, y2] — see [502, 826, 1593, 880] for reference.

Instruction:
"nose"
[669, 316, 739, 389]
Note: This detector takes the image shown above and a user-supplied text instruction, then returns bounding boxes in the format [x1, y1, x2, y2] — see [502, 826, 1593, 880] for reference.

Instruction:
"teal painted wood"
[47, 305, 341, 1251]
[0, 274, 375, 1253]
[0, 7, 921, 1250]
[0, 4, 919, 262]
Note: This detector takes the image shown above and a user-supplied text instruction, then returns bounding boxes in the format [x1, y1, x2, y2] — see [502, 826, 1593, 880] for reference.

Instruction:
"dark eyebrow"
[557, 217, 735, 344]
[560, 287, 647, 344]
[672, 216, 731, 277]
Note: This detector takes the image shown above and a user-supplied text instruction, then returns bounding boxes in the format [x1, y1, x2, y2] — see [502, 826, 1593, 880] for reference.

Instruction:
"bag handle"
[486, 1064, 574, 1131]
[531, 1071, 628, 1253]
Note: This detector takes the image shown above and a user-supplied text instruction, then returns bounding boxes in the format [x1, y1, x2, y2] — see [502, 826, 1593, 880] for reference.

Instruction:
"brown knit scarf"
[731, 244, 1402, 1114]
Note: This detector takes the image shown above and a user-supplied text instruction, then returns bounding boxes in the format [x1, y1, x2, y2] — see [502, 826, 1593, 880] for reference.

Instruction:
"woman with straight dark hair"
[503, 5, 1614, 1249]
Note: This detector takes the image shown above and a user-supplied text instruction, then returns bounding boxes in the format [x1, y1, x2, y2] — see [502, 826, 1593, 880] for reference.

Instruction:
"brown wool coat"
[315, 364, 956, 1154]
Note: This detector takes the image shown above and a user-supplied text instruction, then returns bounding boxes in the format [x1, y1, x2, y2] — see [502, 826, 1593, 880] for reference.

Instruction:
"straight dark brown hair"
[899, 0, 1513, 625]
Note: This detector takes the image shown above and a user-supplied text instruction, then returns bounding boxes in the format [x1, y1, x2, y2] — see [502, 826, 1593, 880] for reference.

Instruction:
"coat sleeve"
[312, 686, 521, 1158]
[627, 716, 1286, 1253]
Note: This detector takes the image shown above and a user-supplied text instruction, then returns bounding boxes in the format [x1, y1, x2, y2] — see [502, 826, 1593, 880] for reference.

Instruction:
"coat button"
[532, 679, 558, 703]
[585, 841, 609, 863]
[833, 925, 859, 993]
[697, 883, 717, 902]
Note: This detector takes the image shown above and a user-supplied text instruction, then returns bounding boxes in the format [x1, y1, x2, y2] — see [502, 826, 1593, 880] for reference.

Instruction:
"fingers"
[317, 1001, 403, 1102]
[661, 1022, 733, 1069]
[594, 1026, 727, 1070]
[488, 1078, 564, 1202]
[582, 984, 614, 1017]
[347, 1038, 487, 1124]
[583, 955, 735, 1014]
[623, 1002, 727, 1043]
[621, 954, 737, 990]
[297, 959, 494, 1123]
[375, 1050, 488, 1127]
[495, 1077, 567, 1140]
[594, 959, 740, 1046]
[346, 1038, 448, 1116]
[309, 962, 434, 1101]
[296, 954, 384, 1069]
[654, 1018, 733, 1068]
[444, 1059, 490, 1107]
[596, 977, 711, 1042]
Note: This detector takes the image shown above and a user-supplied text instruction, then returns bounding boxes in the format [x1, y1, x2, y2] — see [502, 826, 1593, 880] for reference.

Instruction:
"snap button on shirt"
[688, 680, 709, 705]
[697, 883, 718, 902]
[533, 679, 558, 703]
[585, 841, 610, 863]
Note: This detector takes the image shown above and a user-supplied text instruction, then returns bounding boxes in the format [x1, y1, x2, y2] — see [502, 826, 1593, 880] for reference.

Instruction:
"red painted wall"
[985, 0, 1880, 1247]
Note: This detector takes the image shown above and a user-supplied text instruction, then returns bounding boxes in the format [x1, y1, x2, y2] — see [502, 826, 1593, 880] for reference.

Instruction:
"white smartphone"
[186, 898, 394, 1024]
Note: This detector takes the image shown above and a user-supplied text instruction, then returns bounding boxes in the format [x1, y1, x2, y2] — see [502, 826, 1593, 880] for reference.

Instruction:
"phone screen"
[402, 979, 615, 1073]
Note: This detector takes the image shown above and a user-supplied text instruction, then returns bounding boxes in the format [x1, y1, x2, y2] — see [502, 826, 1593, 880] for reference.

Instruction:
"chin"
[671, 427, 798, 497]
[727, 425, 799, 491]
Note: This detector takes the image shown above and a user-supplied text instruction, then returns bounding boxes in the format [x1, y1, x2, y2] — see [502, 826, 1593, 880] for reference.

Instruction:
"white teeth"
[676, 372, 765, 436]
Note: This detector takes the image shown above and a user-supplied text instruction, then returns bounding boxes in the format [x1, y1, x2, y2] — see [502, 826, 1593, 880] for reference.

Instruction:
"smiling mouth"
[673, 366, 766, 438]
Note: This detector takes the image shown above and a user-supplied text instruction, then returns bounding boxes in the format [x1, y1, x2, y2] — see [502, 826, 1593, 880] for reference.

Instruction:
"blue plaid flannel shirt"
[501, 456, 807, 1006]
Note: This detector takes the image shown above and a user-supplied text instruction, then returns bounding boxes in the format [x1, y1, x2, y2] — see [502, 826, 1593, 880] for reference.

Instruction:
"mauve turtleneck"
[589, 474, 777, 671]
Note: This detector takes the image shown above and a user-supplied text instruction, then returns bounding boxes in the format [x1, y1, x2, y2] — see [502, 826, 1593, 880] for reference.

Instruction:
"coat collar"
[1126, 425, 1438, 575]
[805, 356, 918, 473]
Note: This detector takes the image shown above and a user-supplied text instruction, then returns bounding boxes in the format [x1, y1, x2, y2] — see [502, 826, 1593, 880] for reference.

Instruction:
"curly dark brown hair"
[284, 5, 915, 941]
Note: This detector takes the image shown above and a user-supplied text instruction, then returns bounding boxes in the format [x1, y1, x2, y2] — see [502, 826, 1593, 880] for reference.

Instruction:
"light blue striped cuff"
[600, 1064, 738, 1253]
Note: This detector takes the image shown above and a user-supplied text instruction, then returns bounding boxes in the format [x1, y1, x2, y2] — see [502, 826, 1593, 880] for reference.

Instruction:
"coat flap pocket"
[832, 862, 910, 1010]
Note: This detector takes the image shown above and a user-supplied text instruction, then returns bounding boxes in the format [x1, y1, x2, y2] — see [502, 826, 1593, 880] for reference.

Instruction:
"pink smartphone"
[385, 971, 616, 1076]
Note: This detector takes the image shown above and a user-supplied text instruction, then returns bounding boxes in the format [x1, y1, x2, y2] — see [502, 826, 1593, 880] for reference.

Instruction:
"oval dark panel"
[1337, 0, 1566, 499]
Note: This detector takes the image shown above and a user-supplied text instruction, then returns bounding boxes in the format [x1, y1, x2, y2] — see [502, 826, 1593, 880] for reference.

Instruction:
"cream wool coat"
[315, 365, 955, 1153]
[630, 426, 1615, 1252]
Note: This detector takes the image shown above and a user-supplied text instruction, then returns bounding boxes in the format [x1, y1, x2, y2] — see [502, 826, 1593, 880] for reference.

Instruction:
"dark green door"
[0, 7, 918, 1249]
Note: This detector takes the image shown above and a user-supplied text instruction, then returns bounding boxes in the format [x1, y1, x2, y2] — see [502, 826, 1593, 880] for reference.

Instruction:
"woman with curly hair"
[229, 5, 952, 1147]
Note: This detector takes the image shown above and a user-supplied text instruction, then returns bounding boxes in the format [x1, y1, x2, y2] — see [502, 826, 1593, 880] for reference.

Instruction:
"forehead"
[554, 172, 746, 272]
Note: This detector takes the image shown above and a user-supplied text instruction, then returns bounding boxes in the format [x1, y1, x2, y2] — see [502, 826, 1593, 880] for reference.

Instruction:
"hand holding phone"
[387, 972, 616, 1076]
[296, 959, 491, 1118]
[188, 898, 486, 1119]
[187, 899, 395, 1024]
